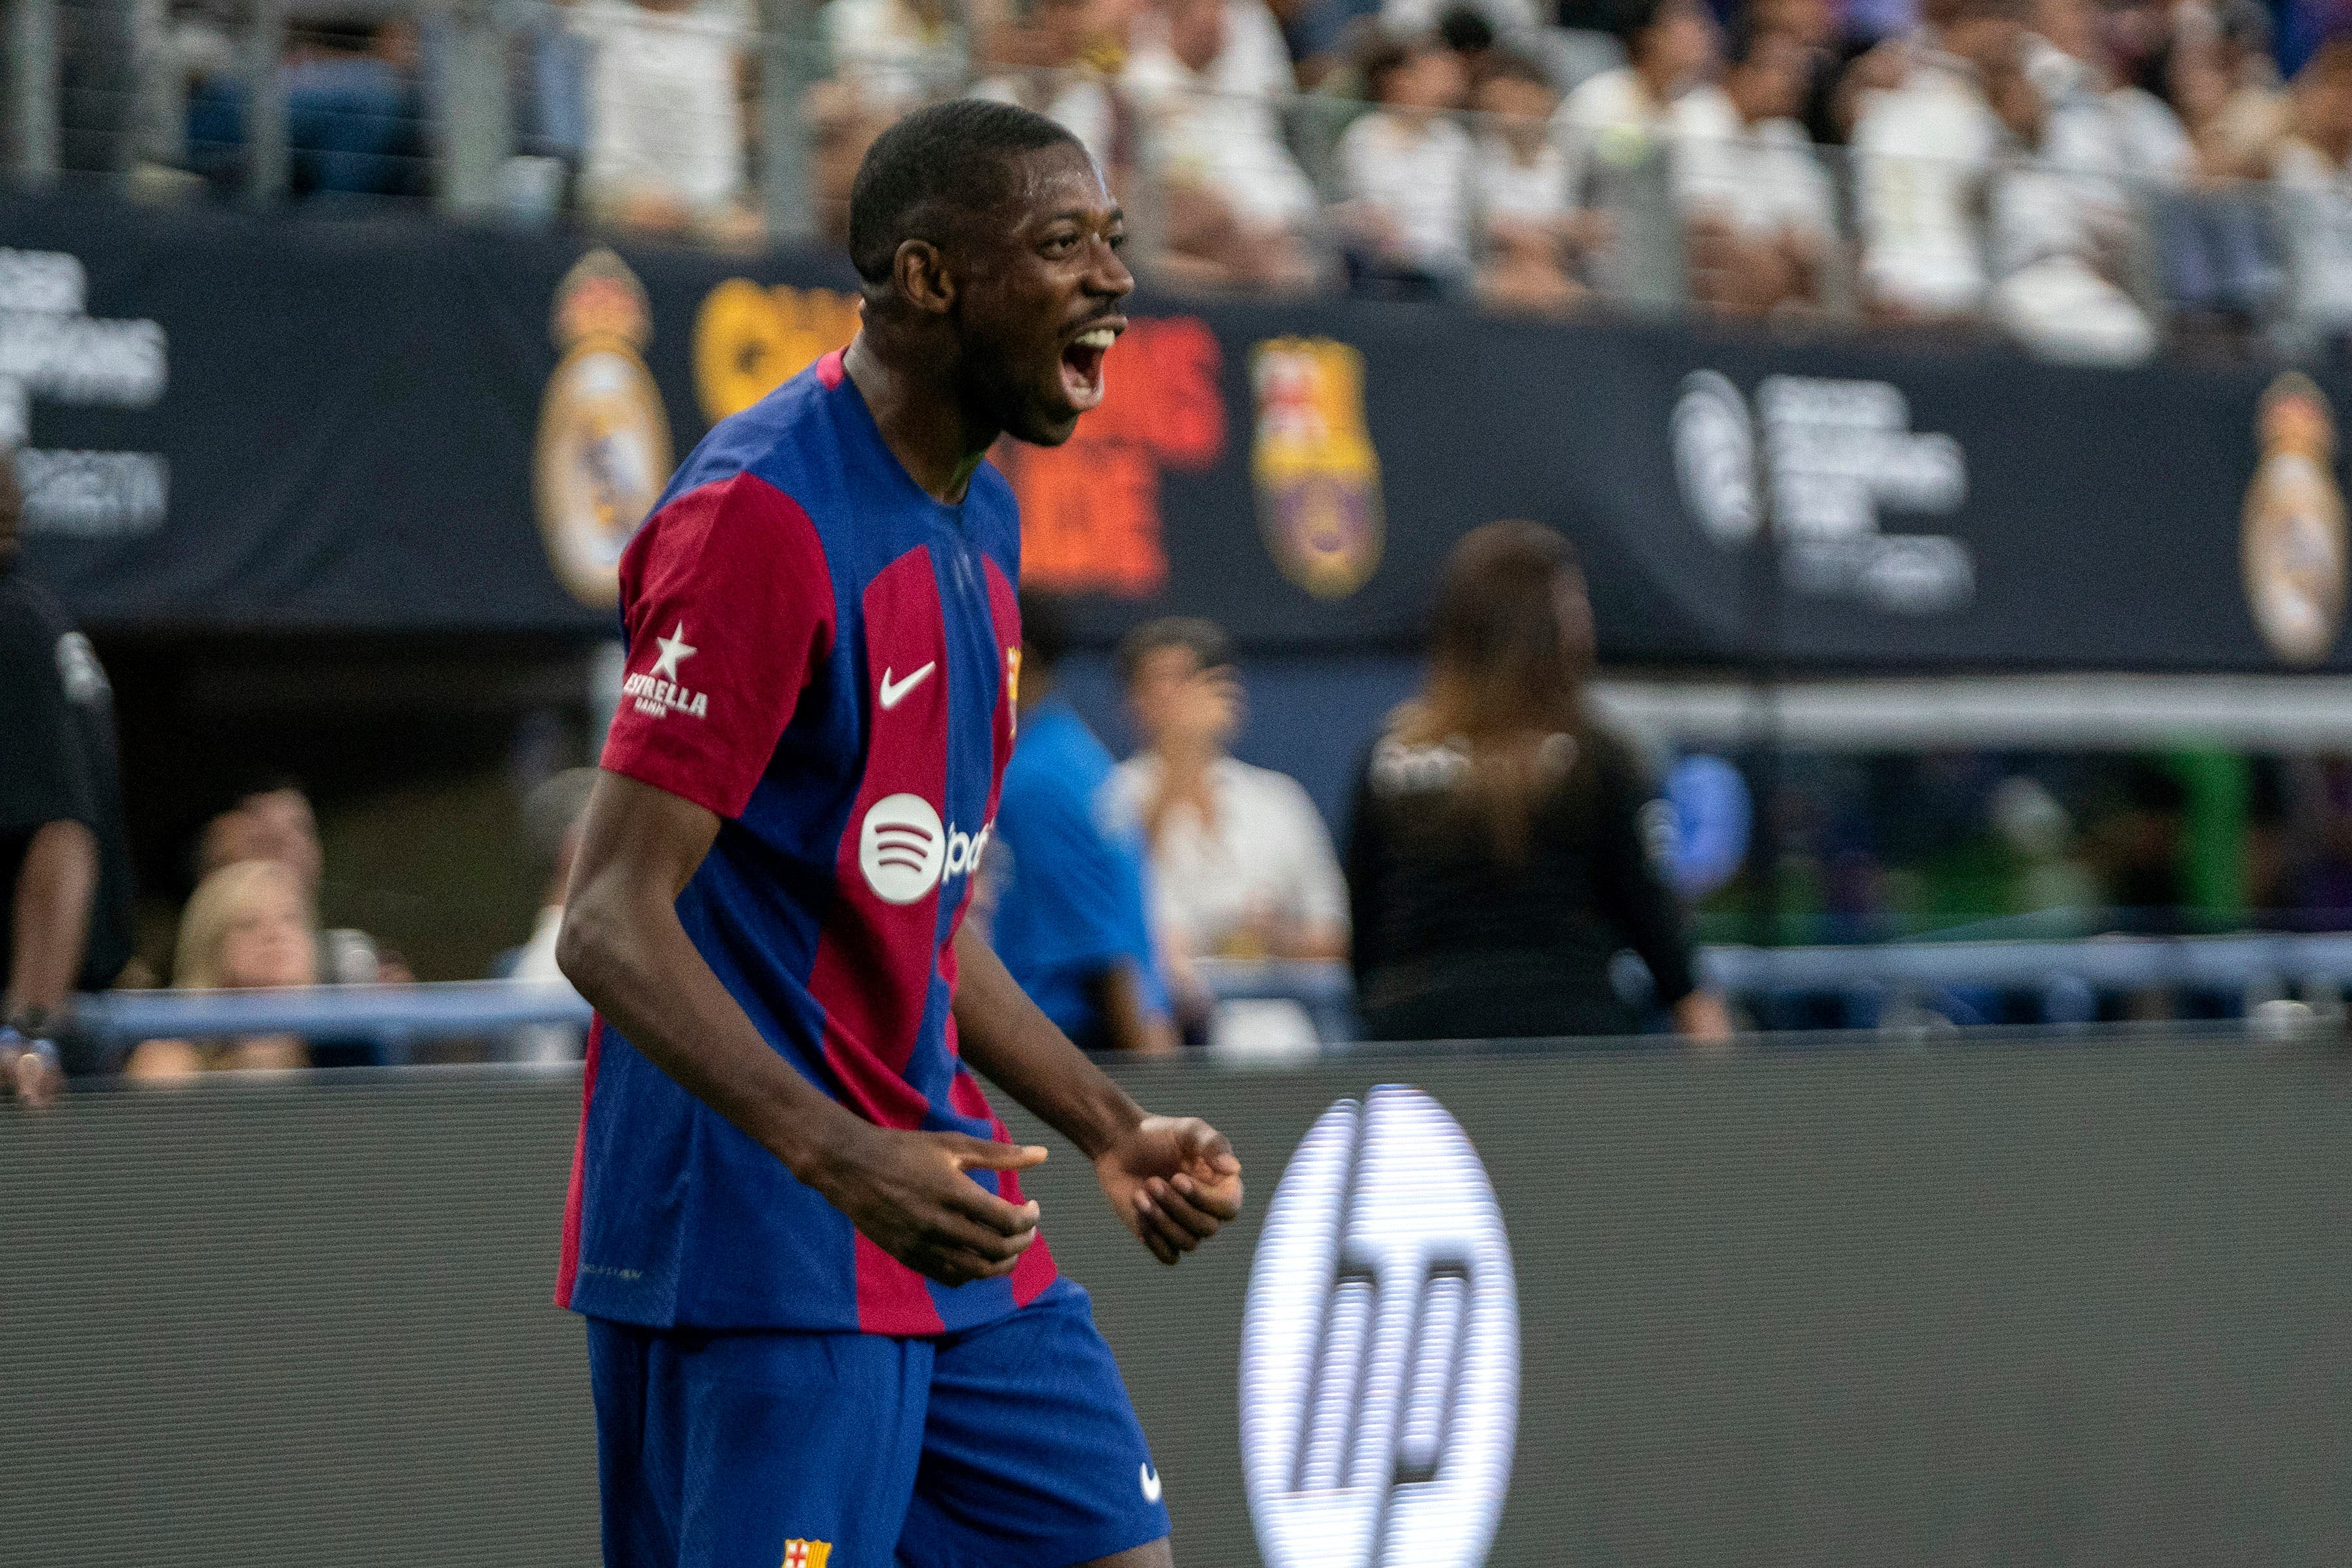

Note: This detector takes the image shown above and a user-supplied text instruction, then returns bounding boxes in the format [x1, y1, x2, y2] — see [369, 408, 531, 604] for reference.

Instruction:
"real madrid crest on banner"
[2243, 371, 2349, 666]
[1251, 337, 1383, 599]
[535, 248, 675, 608]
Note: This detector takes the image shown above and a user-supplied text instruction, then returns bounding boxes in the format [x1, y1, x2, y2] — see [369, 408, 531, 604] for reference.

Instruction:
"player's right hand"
[817, 1125, 1047, 1287]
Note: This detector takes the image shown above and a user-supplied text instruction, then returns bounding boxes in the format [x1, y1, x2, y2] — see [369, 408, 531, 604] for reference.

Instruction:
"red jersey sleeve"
[600, 472, 835, 820]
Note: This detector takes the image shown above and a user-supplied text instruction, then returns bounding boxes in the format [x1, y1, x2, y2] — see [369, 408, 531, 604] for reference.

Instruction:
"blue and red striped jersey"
[556, 349, 1054, 1335]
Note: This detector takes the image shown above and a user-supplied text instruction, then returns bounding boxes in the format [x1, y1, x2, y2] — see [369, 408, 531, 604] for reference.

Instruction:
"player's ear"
[893, 239, 955, 317]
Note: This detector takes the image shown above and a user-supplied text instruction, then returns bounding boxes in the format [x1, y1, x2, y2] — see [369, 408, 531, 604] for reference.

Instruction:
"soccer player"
[552, 100, 1244, 1568]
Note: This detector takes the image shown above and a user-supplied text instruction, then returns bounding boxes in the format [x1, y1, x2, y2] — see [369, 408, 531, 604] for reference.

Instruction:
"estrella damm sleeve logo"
[694, 280, 861, 425]
[534, 248, 674, 608]
[1251, 337, 1384, 601]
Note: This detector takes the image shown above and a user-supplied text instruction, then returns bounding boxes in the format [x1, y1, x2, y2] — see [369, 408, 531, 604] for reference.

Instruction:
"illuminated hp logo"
[858, 792, 945, 904]
[1240, 1085, 1519, 1568]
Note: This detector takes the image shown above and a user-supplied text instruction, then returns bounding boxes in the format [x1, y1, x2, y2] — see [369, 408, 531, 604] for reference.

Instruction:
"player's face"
[956, 145, 1132, 447]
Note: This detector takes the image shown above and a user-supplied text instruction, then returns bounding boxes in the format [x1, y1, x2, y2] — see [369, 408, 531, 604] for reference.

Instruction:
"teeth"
[1075, 328, 1115, 350]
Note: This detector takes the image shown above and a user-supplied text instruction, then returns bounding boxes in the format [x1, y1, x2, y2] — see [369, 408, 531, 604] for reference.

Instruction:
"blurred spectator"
[284, 18, 426, 198]
[1346, 522, 1733, 1043]
[197, 779, 409, 987]
[126, 859, 318, 1082]
[2157, 2, 2285, 326]
[503, 768, 598, 1063]
[182, 16, 427, 199]
[1558, 0, 1723, 189]
[0, 448, 132, 1106]
[572, 0, 760, 240]
[1469, 52, 1601, 312]
[1433, 3, 1500, 78]
[1108, 617, 1350, 964]
[1748, 0, 1859, 145]
[972, 0, 1134, 183]
[1850, 0, 2024, 326]
[825, 0, 972, 113]
[1990, 774, 2098, 923]
[2271, 37, 2352, 352]
[1675, 23, 1838, 316]
[1123, 0, 1324, 288]
[981, 593, 1177, 1056]
[1386, 0, 1539, 43]
[1336, 30, 1477, 294]
[2089, 760, 2189, 934]
[1557, 0, 1724, 301]
[1985, 57, 2160, 361]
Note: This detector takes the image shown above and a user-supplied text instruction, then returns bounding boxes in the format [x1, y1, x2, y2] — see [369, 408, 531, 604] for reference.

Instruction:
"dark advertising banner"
[5, 191, 2347, 671]
[7, 1044, 2352, 1568]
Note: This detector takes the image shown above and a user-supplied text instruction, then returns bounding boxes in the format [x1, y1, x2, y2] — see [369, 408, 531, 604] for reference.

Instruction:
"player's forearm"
[557, 883, 868, 1184]
[953, 925, 1145, 1160]
[6, 820, 97, 1026]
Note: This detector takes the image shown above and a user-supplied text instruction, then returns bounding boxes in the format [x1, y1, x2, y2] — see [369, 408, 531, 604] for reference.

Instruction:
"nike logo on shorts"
[878, 662, 935, 709]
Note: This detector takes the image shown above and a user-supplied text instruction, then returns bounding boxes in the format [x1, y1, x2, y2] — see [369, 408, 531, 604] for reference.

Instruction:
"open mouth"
[1059, 324, 1119, 411]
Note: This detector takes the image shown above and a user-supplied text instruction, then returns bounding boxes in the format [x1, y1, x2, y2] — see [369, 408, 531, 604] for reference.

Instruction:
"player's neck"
[844, 333, 997, 507]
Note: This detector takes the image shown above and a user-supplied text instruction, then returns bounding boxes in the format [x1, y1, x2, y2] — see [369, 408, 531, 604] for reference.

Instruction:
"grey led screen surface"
[7, 1041, 2352, 1568]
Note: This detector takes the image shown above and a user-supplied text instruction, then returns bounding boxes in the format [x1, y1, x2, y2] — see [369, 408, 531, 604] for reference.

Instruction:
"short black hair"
[1436, 4, 1496, 53]
[848, 99, 1084, 287]
[1115, 617, 1235, 689]
[1017, 587, 1073, 674]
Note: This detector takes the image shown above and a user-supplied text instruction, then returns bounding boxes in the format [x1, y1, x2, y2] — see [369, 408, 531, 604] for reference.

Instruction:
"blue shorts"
[586, 1280, 1170, 1568]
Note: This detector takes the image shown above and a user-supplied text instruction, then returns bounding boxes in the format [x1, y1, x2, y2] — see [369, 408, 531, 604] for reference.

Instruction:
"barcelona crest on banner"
[1250, 337, 1384, 600]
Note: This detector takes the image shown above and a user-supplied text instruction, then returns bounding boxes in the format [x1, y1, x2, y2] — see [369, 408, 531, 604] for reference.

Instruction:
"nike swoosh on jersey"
[1140, 1463, 1162, 1504]
[878, 662, 936, 709]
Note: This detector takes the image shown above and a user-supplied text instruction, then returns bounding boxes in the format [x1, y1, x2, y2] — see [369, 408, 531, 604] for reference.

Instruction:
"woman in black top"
[1346, 522, 1734, 1044]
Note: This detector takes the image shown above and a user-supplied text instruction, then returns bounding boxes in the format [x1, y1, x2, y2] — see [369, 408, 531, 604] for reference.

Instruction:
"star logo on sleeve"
[623, 621, 709, 720]
[651, 623, 697, 680]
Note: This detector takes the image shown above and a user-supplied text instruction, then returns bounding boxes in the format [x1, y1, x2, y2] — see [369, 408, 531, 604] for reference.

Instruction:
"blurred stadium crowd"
[24, 0, 2352, 358]
[19, 0, 2352, 1098]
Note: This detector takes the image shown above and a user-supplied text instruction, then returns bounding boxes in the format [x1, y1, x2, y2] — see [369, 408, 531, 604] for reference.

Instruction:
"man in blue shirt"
[984, 592, 1175, 1056]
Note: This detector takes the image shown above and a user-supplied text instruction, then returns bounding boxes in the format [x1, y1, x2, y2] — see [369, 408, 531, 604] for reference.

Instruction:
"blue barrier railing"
[64, 932, 2352, 1063]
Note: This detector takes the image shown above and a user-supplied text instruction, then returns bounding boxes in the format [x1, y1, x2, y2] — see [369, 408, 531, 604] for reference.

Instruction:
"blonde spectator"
[1469, 52, 1599, 313]
[572, 0, 760, 241]
[126, 859, 318, 1082]
[1123, 0, 1323, 288]
[1337, 31, 1476, 294]
[1676, 24, 1838, 316]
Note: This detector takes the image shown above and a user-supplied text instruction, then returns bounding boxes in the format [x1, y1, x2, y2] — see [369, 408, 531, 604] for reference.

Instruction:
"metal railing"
[62, 930, 2352, 1063]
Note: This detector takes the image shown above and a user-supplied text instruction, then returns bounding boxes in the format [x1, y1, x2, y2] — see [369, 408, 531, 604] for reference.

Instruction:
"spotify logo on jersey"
[1240, 1086, 1519, 1568]
[858, 792, 991, 905]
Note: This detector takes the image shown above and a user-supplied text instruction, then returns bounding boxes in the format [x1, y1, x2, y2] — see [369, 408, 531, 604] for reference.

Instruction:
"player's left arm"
[952, 924, 1242, 1264]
